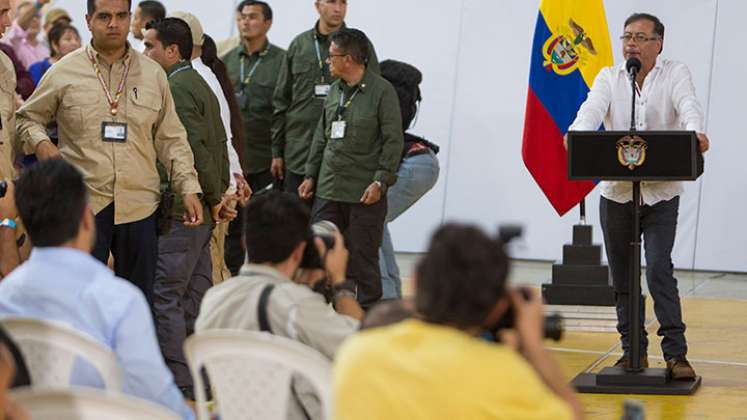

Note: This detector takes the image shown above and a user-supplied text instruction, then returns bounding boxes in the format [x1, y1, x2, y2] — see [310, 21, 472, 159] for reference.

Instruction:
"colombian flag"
[522, 0, 613, 216]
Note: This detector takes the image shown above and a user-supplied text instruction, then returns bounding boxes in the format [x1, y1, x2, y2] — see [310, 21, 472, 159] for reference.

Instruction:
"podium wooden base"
[572, 367, 701, 395]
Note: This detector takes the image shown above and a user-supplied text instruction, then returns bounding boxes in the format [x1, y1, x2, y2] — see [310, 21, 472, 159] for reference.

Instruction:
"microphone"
[626, 57, 642, 77]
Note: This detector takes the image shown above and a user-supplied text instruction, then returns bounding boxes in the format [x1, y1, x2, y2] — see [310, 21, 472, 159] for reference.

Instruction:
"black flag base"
[572, 367, 702, 395]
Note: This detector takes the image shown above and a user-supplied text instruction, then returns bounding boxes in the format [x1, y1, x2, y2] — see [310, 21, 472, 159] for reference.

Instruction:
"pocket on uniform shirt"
[248, 82, 276, 113]
[291, 60, 312, 76]
[61, 90, 101, 135]
[129, 87, 161, 129]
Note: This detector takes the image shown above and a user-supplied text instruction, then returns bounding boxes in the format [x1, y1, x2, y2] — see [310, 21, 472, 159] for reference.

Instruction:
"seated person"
[333, 224, 583, 420]
[0, 160, 194, 420]
[196, 191, 362, 419]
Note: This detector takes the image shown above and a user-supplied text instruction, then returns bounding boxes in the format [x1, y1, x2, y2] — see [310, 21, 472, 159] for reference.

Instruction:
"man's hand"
[508, 288, 545, 351]
[298, 178, 315, 200]
[271, 158, 284, 180]
[234, 173, 252, 206]
[697, 132, 710, 153]
[182, 193, 203, 226]
[318, 230, 348, 285]
[217, 195, 239, 222]
[0, 181, 17, 220]
[563, 134, 569, 150]
[360, 182, 382, 205]
[35, 140, 61, 160]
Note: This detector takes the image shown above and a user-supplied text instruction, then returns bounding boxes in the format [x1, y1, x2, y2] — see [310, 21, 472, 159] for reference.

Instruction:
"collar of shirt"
[237, 263, 292, 284]
[313, 20, 347, 42]
[166, 60, 192, 78]
[86, 41, 133, 68]
[339, 68, 372, 95]
[27, 247, 100, 280]
[240, 38, 270, 58]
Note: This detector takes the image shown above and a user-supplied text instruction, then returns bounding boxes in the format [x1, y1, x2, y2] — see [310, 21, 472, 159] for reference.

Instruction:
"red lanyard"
[87, 48, 131, 116]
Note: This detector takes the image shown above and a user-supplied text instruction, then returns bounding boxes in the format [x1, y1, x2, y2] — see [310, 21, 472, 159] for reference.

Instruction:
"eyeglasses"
[327, 54, 348, 59]
[620, 34, 661, 43]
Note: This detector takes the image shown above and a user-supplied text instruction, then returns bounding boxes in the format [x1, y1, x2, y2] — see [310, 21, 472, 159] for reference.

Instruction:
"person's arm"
[0, 45, 34, 100]
[15, 63, 60, 157]
[15, 1, 48, 31]
[0, 181, 20, 278]
[366, 38, 380, 75]
[294, 294, 360, 360]
[171, 87, 222, 212]
[510, 289, 584, 420]
[670, 63, 709, 153]
[114, 291, 195, 420]
[271, 49, 295, 179]
[299, 105, 328, 199]
[568, 67, 613, 132]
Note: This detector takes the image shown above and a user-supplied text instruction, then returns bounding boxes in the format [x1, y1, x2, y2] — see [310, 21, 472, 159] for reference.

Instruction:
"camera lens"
[312, 220, 338, 250]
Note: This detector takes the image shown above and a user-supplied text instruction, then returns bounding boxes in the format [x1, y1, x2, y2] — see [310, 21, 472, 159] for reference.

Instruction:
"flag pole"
[579, 198, 586, 225]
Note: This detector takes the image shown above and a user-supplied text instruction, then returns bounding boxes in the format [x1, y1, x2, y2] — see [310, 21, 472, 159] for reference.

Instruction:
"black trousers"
[224, 169, 275, 275]
[311, 197, 387, 309]
[284, 171, 312, 208]
[600, 196, 687, 361]
[92, 203, 158, 303]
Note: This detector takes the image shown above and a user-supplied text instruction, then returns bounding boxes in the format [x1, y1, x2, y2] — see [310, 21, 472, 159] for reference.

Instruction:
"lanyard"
[240, 54, 262, 86]
[87, 48, 131, 116]
[337, 87, 360, 120]
[314, 35, 326, 83]
[168, 63, 191, 79]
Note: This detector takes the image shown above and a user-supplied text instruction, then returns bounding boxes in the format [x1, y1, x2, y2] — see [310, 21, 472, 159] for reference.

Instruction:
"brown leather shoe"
[667, 358, 696, 380]
[613, 355, 649, 369]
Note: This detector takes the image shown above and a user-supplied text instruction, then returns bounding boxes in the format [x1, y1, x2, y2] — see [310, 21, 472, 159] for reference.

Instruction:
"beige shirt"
[0, 50, 16, 180]
[16, 44, 201, 224]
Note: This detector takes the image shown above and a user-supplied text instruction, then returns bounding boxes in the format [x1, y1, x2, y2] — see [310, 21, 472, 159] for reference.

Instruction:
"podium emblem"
[542, 19, 598, 76]
[616, 135, 648, 170]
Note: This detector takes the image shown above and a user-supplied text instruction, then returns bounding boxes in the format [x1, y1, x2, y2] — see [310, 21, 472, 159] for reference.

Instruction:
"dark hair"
[15, 159, 88, 248]
[236, 0, 273, 20]
[243, 192, 311, 264]
[47, 23, 79, 58]
[146, 18, 193, 62]
[415, 224, 509, 329]
[625, 13, 665, 53]
[380, 59, 422, 130]
[330, 28, 369, 65]
[202, 34, 247, 172]
[137, 0, 166, 21]
[87, 0, 132, 15]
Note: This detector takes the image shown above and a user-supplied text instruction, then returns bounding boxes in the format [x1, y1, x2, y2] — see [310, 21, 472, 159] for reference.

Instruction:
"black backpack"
[380, 59, 423, 131]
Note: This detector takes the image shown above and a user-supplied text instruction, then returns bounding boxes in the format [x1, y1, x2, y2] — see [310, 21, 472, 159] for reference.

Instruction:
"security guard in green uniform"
[223, 0, 285, 191]
[272, 0, 379, 196]
[299, 29, 402, 308]
[222, 1, 285, 275]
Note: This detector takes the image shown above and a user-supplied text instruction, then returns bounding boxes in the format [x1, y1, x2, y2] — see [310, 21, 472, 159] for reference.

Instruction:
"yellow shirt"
[16, 44, 201, 224]
[0, 50, 16, 180]
[333, 320, 574, 420]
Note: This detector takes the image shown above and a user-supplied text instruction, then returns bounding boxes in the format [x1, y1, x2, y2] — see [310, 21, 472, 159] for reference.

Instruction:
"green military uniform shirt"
[223, 40, 285, 174]
[273, 22, 380, 176]
[163, 61, 229, 225]
[305, 69, 403, 203]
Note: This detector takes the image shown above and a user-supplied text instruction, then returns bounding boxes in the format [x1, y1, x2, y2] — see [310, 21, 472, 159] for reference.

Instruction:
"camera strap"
[257, 284, 275, 333]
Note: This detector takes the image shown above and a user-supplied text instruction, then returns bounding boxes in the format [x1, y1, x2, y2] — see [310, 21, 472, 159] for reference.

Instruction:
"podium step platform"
[543, 283, 616, 306]
[545, 305, 618, 333]
[573, 366, 702, 395]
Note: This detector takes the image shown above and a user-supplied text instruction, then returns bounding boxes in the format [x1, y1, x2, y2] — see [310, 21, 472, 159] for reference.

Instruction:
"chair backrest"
[0, 317, 122, 390]
[184, 329, 333, 420]
[10, 387, 181, 420]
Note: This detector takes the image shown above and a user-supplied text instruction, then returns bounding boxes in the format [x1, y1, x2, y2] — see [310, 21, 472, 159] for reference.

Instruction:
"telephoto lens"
[491, 287, 564, 342]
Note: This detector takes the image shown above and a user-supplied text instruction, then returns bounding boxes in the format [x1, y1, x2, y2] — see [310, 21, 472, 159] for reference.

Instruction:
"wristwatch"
[333, 287, 356, 300]
[0, 218, 17, 230]
[373, 180, 387, 193]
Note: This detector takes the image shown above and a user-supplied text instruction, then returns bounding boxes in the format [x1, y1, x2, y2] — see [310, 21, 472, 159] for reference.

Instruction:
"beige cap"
[44, 8, 72, 27]
[169, 11, 204, 47]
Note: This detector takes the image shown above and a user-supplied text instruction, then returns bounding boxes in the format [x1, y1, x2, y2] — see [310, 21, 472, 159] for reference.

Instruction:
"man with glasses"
[272, 0, 379, 197]
[568, 13, 710, 380]
[222, 0, 285, 275]
[16, 0, 203, 302]
[299, 28, 402, 309]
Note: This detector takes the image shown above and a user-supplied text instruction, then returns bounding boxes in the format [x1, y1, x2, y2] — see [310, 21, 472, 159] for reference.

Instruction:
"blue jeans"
[380, 150, 440, 299]
[600, 196, 687, 361]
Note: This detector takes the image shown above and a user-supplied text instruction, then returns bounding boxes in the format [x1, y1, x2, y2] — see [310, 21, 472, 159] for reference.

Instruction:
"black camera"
[492, 224, 564, 342]
[300, 220, 338, 269]
[0, 180, 7, 199]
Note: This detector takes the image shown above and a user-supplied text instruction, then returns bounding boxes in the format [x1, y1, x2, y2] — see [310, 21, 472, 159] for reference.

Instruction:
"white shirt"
[569, 59, 705, 205]
[192, 57, 243, 189]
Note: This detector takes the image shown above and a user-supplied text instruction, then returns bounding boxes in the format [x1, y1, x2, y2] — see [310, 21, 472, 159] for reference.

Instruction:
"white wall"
[56, 0, 747, 272]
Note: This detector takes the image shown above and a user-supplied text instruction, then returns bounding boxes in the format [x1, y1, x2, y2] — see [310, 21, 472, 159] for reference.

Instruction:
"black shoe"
[614, 354, 649, 369]
[667, 358, 696, 380]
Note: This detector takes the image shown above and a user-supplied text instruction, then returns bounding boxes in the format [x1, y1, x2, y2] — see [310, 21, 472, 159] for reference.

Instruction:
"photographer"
[333, 224, 583, 420]
[196, 191, 362, 350]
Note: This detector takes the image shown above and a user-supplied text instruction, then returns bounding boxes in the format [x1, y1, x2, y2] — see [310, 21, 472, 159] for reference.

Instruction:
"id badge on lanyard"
[102, 121, 128, 142]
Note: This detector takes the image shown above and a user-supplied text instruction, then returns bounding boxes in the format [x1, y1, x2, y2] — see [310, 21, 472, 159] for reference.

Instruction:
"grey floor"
[395, 253, 747, 300]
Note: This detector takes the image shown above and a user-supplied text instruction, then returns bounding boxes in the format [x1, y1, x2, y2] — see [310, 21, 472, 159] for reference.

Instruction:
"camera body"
[0, 180, 8, 199]
[300, 220, 338, 269]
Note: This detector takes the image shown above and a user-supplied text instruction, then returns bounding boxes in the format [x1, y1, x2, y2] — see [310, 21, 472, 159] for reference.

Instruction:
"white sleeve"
[670, 62, 705, 133]
[215, 81, 243, 187]
[569, 67, 613, 131]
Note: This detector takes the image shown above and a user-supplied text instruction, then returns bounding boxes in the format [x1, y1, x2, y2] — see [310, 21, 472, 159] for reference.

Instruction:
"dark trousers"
[284, 171, 311, 208]
[153, 223, 213, 388]
[600, 196, 687, 361]
[311, 197, 387, 309]
[225, 169, 275, 275]
[92, 203, 157, 303]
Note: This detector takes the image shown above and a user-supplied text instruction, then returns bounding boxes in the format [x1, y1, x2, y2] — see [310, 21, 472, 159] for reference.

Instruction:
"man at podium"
[566, 13, 710, 380]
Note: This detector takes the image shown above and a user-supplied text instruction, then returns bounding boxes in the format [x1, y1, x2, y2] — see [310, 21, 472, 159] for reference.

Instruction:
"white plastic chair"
[184, 329, 333, 420]
[10, 387, 181, 420]
[0, 317, 122, 390]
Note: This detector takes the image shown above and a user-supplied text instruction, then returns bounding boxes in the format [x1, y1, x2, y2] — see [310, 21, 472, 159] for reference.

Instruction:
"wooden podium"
[567, 130, 703, 395]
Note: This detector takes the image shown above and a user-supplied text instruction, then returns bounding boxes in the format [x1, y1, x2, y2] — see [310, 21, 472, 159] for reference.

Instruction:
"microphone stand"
[627, 64, 644, 372]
